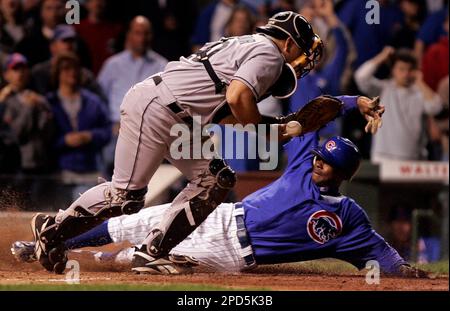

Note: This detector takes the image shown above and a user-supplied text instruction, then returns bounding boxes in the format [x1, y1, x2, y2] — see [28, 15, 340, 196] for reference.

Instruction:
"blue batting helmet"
[311, 136, 361, 180]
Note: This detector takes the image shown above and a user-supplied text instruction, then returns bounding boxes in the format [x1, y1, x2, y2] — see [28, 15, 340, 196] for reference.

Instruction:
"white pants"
[107, 203, 254, 273]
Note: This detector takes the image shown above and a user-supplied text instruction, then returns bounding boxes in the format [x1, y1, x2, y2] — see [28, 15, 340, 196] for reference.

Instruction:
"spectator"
[390, 0, 427, 49]
[16, 0, 65, 66]
[0, 50, 6, 86]
[216, 6, 261, 172]
[425, 0, 447, 12]
[337, 0, 403, 68]
[420, 15, 449, 160]
[223, 5, 255, 37]
[30, 25, 104, 99]
[422, 15, 449, 91]
[290, 1, 351, 138]
[355, 47, 443, 162]
[97, 16, 167, 176]
[0, 0, 26, 53]
[297, 0, 354, 97]
[74, 0, 122, 75]
[414, 4, 448, 64]
[128, 0, 198, 61]
[388, 204, 412, 260]
[0, 58, 20, 173]
[47, 52, 110, 184]
[191, 0, 255, 50]
[436, 76, 449, 160]
[152, 8, 193, 61]
[259, 0, 297, 18]
[0, 53, 53, 173]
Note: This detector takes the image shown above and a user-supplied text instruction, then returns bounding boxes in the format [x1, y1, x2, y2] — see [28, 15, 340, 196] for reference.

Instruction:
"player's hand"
[357, 96, 385, 135]
[398, 265, 433, 279]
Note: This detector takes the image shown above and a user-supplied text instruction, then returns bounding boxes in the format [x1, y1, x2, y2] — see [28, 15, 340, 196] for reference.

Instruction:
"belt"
[234, 203, 256, 268]
[152, 76, 194, 127]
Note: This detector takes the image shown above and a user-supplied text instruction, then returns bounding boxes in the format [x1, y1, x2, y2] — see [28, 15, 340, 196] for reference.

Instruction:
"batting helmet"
[256, 11, 323, 78]
[311, 136, 361, 180]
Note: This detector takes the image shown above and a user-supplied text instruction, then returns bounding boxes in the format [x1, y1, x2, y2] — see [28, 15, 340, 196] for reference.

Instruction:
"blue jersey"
[243, 131, 407, 274]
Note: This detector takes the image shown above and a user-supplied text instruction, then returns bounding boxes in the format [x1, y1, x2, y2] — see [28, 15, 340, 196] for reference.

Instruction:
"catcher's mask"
[256, 11, 323, 78]
[311, 136, 361, 180]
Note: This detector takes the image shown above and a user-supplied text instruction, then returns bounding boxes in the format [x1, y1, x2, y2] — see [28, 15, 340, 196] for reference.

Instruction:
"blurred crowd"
[0, 0, 449, 181]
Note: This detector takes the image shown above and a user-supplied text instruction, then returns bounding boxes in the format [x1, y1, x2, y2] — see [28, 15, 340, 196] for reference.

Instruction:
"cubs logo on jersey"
[307, 210, 342, 244]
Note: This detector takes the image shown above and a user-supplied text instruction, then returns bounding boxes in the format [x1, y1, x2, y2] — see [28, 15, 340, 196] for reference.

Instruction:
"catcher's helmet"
[311, 136, 361, 180]
[256, 11, 323, 78]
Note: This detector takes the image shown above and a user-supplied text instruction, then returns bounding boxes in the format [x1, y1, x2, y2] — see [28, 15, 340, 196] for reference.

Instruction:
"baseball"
[285, 121, 302, 137]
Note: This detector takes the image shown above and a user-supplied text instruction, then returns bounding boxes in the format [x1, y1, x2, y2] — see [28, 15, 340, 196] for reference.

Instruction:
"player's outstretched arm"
[352, 237, 433, 279]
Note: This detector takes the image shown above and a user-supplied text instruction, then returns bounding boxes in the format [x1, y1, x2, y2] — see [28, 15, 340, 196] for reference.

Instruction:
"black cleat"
[31, 213, 55, 272]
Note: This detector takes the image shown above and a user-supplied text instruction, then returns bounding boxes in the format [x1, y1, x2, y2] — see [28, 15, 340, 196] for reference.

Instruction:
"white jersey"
[161, 34, 285, 124]
[107, 203, 253, 272]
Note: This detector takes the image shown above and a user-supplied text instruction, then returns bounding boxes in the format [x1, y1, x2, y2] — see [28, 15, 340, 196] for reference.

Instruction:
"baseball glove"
[267, 95, 343, 136]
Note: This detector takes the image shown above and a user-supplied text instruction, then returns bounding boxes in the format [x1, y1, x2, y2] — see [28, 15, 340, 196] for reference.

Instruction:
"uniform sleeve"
[362, 236, 409, 274]
[284, 132, 319, 168]
[334, 202, 408, 274]
[232, 46, 284, 101]
[337, 95, 358, 116]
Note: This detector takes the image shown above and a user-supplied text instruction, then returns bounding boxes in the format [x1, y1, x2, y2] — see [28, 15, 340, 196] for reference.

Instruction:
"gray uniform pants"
[55, 77, 212, 236]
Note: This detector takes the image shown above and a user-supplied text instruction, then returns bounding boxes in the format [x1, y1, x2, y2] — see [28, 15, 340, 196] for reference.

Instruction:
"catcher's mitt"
[279, 95, 343, 135]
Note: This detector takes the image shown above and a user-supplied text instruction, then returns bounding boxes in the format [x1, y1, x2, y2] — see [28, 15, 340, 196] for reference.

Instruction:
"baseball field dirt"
[0, 211, 448, 291]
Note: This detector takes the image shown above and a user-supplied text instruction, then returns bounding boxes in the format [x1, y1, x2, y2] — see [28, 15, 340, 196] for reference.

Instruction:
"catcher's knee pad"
[41, 187, 147, 248]
[146, 162, 236, 257]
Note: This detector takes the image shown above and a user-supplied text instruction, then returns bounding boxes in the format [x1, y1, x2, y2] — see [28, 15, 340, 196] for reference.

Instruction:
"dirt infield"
[0, 211, 448, 291]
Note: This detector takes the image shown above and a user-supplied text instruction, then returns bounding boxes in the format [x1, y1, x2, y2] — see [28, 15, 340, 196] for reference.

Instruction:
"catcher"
[13, 95, 424, 279]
